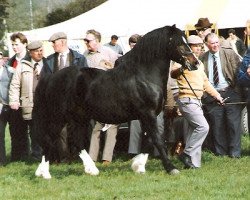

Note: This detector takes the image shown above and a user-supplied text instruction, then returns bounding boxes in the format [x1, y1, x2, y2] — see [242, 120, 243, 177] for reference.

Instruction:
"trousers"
[128, 111, 165, 156]
[89, 121, 118, 162]
[177, 97, 209, 167]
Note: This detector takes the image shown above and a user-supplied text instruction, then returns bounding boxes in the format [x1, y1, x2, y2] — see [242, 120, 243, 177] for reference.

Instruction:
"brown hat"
[27, 41, 43, 50]
[187, 35, 203, 44]
[49, 32, 67, 42]
[195, 18, 213, 29]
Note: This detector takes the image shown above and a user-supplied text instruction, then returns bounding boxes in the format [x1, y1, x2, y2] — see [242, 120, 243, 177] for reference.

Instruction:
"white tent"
[7, 0, 250, 56]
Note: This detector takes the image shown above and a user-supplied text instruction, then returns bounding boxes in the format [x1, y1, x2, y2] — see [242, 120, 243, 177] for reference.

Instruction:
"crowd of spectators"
[0, 18, 249, 168]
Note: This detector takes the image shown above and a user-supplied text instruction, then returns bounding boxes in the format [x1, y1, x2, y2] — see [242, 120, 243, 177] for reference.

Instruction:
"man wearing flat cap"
[170, 35, 223, 169]
[46, 31, 88, 73]
[45, 32, 89, 162]
[9, 40, 50, 160]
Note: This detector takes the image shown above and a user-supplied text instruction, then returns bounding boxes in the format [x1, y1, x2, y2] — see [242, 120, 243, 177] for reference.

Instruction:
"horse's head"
[168, 25, 199, 70]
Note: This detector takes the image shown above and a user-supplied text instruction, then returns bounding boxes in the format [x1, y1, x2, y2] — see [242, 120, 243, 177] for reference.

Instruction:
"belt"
[217, 86, 230, 92]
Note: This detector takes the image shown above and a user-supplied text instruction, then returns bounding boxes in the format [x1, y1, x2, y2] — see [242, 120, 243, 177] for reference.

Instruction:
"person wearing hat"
[46, 31, 88, 73]
[194, 18, 215, 55]
[195, 18, 213, 41]
[170, 35, 224, 169]
[45, 32, 89, 162]
[9, 40, 50, 160]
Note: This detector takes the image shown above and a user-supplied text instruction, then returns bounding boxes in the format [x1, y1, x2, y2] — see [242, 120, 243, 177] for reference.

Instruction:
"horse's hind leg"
[48, 120, 69, 162]
[141, 116, 180, 175]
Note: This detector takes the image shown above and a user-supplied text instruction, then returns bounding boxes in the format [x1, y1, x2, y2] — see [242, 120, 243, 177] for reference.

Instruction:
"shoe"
[178, 153, 197, 169]
[229, 155, 240, 158]
[102, 160, 111, 166]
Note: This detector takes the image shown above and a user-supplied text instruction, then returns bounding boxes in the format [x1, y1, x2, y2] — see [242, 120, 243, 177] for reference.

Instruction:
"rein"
[180, 70, 202, 106]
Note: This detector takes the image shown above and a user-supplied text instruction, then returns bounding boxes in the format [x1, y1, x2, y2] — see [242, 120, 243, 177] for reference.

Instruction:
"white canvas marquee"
[7, 0, 250, 56]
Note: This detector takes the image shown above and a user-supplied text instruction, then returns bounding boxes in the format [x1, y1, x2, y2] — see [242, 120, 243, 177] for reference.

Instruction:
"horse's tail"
[33, 74, 53, 158]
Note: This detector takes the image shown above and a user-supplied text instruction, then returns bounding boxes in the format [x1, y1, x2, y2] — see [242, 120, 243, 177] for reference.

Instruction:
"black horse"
[33, 25, 199, 174]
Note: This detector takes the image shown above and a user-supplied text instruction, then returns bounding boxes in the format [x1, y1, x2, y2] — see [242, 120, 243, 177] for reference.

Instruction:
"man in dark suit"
[200, 33, 243, 158]
[45, 32, 88, 73]
[43, 32, 89, 161]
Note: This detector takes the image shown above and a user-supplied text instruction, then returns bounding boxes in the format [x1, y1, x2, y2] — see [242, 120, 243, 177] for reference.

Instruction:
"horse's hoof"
[169, 169, 180, 175]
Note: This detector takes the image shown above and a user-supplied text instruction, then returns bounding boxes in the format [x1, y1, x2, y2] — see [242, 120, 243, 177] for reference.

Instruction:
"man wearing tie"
[45, 32, 89, 161]
[46, 32, 88, 73]
[9, 41, 50, 160]
[200, 33, 243, 158]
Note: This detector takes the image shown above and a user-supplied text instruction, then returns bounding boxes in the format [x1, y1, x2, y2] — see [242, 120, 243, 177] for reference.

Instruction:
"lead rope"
[180, 71, 202, 107]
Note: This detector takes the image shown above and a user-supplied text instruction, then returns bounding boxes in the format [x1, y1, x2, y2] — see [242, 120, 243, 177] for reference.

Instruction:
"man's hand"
[246, 66, 250, 76]
[99, 59, 114, 69]
[10, 103, 19, 110]
[215, 95, 225, 105]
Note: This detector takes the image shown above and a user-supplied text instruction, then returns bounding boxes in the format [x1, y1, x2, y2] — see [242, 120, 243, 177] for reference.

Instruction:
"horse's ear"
[172, 24, 176, 28]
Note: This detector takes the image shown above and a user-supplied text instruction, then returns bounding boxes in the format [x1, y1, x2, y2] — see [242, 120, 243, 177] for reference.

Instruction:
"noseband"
[180, 49, 199, 71]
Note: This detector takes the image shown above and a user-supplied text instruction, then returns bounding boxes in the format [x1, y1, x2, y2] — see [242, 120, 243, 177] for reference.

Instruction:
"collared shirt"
[208, 51, 229, 90]
[84, 46, 118, 71]
[58, 49, 70, 67]
[31, 59, 43, 75]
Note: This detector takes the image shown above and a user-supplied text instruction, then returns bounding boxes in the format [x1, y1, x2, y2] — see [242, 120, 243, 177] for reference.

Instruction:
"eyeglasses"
[196, 27, 209, 32]
[84, 38, 95, 44]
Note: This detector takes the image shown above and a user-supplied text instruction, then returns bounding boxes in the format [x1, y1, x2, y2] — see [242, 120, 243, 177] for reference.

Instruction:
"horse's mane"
[126, 25, 182, 64]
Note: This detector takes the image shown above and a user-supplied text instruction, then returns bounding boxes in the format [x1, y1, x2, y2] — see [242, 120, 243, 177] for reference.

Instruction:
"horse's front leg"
[141, 115, 180, 175]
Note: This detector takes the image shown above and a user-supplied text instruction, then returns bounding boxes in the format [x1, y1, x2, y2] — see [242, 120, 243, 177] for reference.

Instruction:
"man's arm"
[9, 65, 21, 110]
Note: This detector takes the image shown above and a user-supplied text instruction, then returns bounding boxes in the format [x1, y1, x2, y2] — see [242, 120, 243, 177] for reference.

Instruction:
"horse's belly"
[87, 105, 134, 124]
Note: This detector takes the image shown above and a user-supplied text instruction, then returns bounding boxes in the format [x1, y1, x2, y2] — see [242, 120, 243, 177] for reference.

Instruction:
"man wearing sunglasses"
[195, 18, 214, 41]
[83, 29, 119, 165]
[194, 18, 214, 55]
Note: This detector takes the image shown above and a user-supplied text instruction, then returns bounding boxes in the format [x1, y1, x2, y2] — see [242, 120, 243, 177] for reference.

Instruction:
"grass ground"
[0, 132, 249, 200]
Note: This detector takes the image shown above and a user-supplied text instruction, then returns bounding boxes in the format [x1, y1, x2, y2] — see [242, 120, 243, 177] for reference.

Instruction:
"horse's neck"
[148, 59, 170, 83]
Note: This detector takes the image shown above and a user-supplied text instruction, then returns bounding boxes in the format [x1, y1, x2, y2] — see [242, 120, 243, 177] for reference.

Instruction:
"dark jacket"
[235, 38, 247, 57]
[44, 49, 88, 74]
[238, 48, 250, 87]
[7, 52, 30, 67]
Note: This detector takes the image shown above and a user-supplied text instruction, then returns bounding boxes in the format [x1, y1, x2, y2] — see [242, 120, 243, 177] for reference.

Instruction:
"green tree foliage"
[45, 8, 71, 26]
[5, 0, 107, 32]
[5, 0, 74, 32]
[45, 0, 107, 26]
[0, 0, 9, 40]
